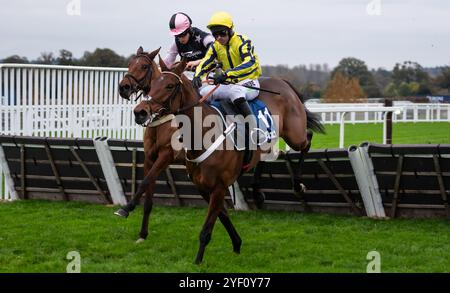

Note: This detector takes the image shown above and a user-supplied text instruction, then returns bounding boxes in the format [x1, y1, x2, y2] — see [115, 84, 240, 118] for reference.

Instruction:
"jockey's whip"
[208, 77, 281, 95]
[211, 61, 280, 95]
[227, 81, 281, 95]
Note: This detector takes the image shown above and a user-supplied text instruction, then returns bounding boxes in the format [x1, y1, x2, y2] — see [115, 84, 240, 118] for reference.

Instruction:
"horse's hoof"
[252, 190, 265, 209]
[135, 238, 145, 244]
[233, 240, 242, 254]
[114, 208, 129, 218]
[299, 183, 307, 193]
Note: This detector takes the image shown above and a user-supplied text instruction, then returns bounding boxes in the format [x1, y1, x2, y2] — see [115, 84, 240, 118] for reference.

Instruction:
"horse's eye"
[166, 84, 175, 90]
[142, 64, 149, 70]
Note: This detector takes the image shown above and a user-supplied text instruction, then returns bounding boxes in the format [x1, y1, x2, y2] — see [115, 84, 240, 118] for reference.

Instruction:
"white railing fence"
[306, 102, 450, 124]
[0, 63, 138, 137]
[1, 63, 449, 200]
[0, 63, 130, 200]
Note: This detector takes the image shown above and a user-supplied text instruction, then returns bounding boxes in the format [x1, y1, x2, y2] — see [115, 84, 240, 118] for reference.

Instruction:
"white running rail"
[1, 63, 449, 199]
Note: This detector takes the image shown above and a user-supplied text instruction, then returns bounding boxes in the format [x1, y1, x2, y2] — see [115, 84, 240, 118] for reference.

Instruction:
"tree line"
[2, 49, 449, 101]
[1, 49, 131, 68]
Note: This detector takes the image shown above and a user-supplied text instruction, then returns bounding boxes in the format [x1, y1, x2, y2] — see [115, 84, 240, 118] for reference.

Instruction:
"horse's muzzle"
[134, 109, 149, 126]
[119, 84, 131, 100]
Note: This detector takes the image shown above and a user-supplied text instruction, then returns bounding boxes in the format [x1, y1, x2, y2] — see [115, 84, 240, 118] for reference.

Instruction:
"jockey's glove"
[213, 72, 228, 85]
[192, 76, 202, 89]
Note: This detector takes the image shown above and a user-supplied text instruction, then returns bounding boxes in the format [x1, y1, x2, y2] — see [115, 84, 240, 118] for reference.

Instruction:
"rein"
[142, 71, 219, 128]
[153, 71, 219, 115]
[176, 83, 220, 113]
[146, 71, 231, 164]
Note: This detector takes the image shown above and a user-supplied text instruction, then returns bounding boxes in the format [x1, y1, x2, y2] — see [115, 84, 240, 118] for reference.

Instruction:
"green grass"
[1, 200, 449, 273]
[277, 122, 450, 150]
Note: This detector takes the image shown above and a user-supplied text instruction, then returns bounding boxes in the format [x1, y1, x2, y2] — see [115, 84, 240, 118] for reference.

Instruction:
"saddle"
[209, 98, 278, 169]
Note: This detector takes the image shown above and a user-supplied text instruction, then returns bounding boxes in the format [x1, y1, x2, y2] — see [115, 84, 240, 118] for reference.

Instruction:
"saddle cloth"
[209, 98, 278, 151]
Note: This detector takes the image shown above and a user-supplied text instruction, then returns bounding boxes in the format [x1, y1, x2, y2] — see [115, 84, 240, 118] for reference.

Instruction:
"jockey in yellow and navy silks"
[192, 11, 262, 133]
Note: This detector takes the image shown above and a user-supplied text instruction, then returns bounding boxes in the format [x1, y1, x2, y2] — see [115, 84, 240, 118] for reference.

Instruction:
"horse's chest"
[186, 163, 217, 190]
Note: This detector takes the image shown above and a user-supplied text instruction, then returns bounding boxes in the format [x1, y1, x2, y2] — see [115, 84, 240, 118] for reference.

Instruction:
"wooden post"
[384, 99, 393, 144]
[44, 144, 69, 201]
[391, 155, 404, 218]
[317, 158, 362, 216]
[433, 155, 450, 217]
[20, 144, 27, 199]
[70, 146, 111, 203]
[131, 148, 137, 198]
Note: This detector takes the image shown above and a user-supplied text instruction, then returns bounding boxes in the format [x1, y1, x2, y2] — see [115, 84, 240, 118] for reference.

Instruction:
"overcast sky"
[1, 0, 449, 69]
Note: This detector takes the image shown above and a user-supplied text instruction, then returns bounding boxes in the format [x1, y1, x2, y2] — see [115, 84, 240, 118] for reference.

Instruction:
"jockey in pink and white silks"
[164, 12, 215, 74]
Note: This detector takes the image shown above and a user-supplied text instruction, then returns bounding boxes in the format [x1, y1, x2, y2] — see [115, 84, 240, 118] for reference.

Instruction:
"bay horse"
[115, 46, 183, 243]
[115, 47, 247, 244]
[133, 58, 325, 264]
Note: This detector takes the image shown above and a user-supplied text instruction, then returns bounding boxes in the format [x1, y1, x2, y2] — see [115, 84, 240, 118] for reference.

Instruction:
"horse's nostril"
[134, 109, 148, 120]
[119, 84, 130, 92]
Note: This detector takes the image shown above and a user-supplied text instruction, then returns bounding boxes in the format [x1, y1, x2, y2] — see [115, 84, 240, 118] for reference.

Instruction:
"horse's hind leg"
[286, 130, 313, 207]
[195, 185, 225, 264]
[251, 161, 266, 209]
[218, 209, 242, 254]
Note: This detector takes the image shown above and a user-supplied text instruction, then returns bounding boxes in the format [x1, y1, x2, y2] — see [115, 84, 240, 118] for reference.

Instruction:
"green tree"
[56, 49, 75, 65]
[409, 82, 420, 95]
[78, 48, 127, 67]
[398, 82, 412, 96]
[331, 57, 381, 98]
[35, 52, 55, 64]
[417, 82, 432, 95]
[392, 61, 429, 84]
[434, 67, 450, 92]
[1, 55, 29, 64]
[384, 82, 398, 97]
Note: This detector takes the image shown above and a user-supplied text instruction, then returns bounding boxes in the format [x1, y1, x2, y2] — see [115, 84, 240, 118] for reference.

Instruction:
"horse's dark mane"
[282, 79, 325, 134]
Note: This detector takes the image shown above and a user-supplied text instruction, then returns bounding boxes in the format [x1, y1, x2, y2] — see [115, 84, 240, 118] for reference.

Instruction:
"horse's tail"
[282, 79, 326, 134]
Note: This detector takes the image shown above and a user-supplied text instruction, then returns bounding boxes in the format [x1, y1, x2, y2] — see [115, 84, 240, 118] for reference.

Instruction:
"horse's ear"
[148, 47, 161, 61]
[159, 55, 169, 72]
[173, 58, 187, 76]
[137, 46, 144, 55]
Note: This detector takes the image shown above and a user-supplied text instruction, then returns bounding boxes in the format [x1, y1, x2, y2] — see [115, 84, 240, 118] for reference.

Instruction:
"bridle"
[140, 71, 184, 126]
[139, 70, 220, 127]
[123, 54, 155, 101]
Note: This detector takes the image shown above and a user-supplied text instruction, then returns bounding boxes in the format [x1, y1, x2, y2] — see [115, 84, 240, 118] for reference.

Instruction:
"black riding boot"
[233, 97, 257, 127]
[233, 97, 258, 148]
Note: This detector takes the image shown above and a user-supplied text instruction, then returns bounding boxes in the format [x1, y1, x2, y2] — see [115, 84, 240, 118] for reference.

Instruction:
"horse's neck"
[183, 99, 215, 134]
[180, 84, 217, 154]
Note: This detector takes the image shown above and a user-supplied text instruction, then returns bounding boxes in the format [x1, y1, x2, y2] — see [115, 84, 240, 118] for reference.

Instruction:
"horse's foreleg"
[198, 190, 241, 254]
[195, 185, 225, 264]
[114, 155, 155, 218]
[136, 148, 173, 242]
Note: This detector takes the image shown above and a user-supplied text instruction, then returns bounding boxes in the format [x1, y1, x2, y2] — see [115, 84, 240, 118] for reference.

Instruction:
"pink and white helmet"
[169, 12, 192, 36]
